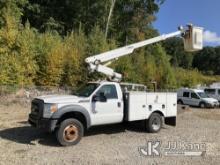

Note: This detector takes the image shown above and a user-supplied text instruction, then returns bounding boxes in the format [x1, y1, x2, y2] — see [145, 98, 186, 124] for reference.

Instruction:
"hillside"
[0, 0, 219, 91]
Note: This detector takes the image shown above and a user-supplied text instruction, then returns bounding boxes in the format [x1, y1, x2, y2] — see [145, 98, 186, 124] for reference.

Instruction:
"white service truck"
[28, 25, 203, 146]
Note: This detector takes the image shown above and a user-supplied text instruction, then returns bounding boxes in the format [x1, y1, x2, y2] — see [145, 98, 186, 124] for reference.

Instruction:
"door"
[182, 91, 191, 105]
[190, 92, 201, 106]
[217, 89, 220, 101]
[90, 84, 123, 125]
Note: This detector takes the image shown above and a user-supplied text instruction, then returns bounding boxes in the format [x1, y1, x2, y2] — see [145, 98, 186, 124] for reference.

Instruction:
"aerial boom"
[85, 31, 182, 64]
[85, 25, 203, 82]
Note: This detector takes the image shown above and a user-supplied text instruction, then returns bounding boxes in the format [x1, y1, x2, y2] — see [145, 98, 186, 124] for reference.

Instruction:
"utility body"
[28, 25, 203, 146]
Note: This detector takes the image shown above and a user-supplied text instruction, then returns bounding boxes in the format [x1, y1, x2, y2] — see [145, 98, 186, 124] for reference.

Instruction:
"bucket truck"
[28, 25, 203, 146]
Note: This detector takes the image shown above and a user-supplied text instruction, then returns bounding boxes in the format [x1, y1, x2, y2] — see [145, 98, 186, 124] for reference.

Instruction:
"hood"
[36, 95, 86, 104]
[202, 97, 218, 103]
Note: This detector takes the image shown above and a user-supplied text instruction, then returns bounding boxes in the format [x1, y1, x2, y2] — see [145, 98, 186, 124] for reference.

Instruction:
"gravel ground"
[0, 104, 220, 165]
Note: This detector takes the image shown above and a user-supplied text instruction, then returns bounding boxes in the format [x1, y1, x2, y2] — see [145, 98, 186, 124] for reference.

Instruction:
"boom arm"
[85, 25, 203, 82]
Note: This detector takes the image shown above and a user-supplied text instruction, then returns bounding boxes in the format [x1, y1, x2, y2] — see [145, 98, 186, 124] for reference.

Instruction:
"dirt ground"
[0, 103, 220, 165]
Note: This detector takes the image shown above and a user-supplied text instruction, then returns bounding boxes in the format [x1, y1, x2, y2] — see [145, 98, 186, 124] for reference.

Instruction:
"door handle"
[117, 102, 121, 107]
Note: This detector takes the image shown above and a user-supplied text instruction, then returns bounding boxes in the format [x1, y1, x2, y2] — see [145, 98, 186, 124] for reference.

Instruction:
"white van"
[204, 87, 220, 102]
[177, 88, 219, 108]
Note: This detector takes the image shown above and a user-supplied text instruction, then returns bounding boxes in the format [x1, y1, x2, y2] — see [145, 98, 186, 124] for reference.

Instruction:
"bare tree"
[105, 0, 116, 39]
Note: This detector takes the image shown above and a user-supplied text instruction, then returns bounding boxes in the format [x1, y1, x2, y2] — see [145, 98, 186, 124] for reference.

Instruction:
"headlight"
[206, 101, 213, 104]
[43, 103, 58, 118]
[206, 101, 215, 106]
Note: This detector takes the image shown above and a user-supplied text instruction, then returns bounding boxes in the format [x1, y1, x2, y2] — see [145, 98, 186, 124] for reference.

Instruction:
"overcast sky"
[153, 0, 220, 46]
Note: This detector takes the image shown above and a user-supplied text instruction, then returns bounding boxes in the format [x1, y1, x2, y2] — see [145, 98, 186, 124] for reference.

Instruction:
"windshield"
[197, 92, 209, 98]
[75, 83, 99, 97]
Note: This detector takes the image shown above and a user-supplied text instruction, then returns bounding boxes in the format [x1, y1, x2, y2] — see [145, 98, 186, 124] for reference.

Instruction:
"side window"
[96, 85, 118, 99]
[218, 89, 220, 95]
[204, 89, 215, 95]
[191, 92, 199, 99]
[183, 92, 189, 98]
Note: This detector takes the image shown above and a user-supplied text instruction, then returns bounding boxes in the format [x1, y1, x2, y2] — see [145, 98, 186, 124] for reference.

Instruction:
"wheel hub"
[63, 125, 79, 142]
[152, 118, 160, 131]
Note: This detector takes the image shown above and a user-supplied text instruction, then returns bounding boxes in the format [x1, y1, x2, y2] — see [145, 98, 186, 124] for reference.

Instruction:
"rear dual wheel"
[146, 113, 162, 133]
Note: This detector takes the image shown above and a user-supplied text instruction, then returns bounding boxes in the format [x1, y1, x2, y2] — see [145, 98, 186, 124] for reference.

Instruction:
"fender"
[51, 104, 91, 128]
[149, 110, 165, 118]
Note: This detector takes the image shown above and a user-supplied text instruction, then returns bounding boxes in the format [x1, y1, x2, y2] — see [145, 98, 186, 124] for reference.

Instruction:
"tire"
[146, 113, 162, 133]
[177, 100, 183, 105]
[56, 118, 84, 146]
[199, 102, 206, 108]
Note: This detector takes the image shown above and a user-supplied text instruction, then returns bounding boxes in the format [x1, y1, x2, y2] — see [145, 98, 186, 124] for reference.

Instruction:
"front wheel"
[199, 102, 206, 108]
[56, 118, 84, 146]
[146, 113, 163, 133]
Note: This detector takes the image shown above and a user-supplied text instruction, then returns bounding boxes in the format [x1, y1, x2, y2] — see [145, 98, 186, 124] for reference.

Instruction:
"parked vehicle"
[177, 88, 219, 108]
[29, 81, 177, 146]
[204, 87, 220, 103]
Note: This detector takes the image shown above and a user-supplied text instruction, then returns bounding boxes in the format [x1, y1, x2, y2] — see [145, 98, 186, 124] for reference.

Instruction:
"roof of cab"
[178, 88, 204, 93]
[88, 80, 118, 85]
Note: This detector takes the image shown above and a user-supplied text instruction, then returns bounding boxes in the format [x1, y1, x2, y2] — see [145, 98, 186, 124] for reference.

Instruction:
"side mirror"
[92, 92, 107, 102]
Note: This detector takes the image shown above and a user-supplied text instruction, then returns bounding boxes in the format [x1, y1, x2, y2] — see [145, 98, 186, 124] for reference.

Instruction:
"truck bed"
[123, 92, 177, 121]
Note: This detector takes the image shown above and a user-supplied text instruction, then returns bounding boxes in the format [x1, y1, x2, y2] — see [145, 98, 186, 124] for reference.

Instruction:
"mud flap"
[165, 116, 176, 126]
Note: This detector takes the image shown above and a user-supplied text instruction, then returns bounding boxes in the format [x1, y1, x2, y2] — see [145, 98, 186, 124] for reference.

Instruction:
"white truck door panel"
[90, 84, 123, 125]
[91, 99, 123, 125]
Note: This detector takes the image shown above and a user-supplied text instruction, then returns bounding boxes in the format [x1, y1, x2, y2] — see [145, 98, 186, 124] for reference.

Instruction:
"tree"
[0, 0, 29, 85]
[22, 0, 112, 34]
[22, 0, 163, 40]
[60, 30, 87, 88]
[105, 0, 116, 39]
[34, 32, 64, 86]
[192, 47, 216, 75]
[163, 37, 193, 69]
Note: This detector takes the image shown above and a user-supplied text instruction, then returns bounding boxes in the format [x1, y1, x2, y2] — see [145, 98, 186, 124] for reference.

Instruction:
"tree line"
[0, 0, 219, 90]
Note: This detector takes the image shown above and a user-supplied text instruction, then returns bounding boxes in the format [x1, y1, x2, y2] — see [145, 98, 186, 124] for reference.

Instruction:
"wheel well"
[152, 110, 164, 117]
[199, 101, 206, 106]
[57, 112, 87, 129]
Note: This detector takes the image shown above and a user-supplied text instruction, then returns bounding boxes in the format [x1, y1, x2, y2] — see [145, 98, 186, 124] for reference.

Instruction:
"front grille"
[30, 99, 44, 118]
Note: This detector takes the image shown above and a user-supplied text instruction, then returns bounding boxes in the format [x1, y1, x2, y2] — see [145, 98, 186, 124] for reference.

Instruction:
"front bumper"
[205, 102, 219, 108]
[28, 114, 57, 132]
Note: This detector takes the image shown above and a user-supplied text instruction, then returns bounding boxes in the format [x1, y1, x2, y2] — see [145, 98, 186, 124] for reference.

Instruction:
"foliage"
[174, 68, 220, 88]
[60, 30, 87, 88]
[193, 46, 220, 75]
[0, 0, 219, 91]
[163, 37, 193, 69]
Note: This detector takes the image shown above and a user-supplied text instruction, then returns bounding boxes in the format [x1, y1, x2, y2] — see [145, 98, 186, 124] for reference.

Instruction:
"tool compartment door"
[126, 92, 147, 121]
[166, 93, 177, 117]
[146, 92, 167, 118]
